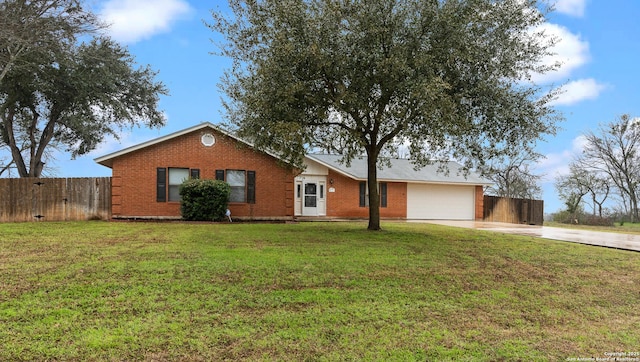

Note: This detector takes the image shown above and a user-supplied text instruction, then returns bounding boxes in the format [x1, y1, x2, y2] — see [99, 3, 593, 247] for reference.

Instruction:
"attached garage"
[407, 183, 476, 220]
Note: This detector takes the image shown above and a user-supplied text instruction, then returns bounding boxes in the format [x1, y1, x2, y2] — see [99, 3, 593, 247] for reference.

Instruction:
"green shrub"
[551, 210, 575, 224]
[179, 179, 231, 221]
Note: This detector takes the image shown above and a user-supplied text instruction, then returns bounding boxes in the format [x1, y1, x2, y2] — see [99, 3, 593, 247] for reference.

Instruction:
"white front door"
[303, 182, 318, 216]
[295, 177, 327, 216]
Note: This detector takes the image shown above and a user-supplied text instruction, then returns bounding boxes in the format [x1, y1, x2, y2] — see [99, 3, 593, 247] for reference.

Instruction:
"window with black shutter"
[247, 171, 256, 204]
[359, 181, 366, 207]
[157, 167, 202, 202]
[380, 182, 387, 208]
[157, 168, 167, 202]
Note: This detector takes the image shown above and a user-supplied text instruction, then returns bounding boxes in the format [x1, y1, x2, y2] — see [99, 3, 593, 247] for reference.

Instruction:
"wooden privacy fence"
[483, 195, 544, 225]
[0, 177, 111, 222]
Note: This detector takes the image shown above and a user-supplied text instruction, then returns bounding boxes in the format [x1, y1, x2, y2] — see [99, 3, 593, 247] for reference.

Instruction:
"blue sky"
[41, 0, 640, 214]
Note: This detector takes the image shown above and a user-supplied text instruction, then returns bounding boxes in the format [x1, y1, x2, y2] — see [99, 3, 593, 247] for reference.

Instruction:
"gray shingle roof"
[306, 154, 491, 185]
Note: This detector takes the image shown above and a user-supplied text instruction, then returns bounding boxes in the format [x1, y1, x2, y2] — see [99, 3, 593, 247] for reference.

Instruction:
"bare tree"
[479, 151, 543, 200]
[581, 114, 640, 222]
[571, 158, 610, 217]
[555, 164, 590, 221]
[557, 160, 610, 218]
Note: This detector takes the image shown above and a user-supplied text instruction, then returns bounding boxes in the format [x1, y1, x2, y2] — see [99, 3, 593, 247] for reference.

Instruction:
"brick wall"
[110, 128, 296, 219]
[325, 170, 407, 218]
[475, 185, 484, 220]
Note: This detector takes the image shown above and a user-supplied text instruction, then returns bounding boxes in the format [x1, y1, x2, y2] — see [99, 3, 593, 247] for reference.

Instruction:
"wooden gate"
[483, 195, 544, 225]
[0, 177, 111, 222]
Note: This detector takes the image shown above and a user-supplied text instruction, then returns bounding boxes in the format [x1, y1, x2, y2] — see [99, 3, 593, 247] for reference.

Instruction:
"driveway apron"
[419, 220, 640, 252]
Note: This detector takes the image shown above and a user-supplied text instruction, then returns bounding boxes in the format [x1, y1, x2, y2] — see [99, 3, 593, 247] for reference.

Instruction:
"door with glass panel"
[302, 182, 318, 216]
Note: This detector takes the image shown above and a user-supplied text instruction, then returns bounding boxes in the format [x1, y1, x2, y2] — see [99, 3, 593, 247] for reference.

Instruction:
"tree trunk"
[366, 150, 381, 231]
[625, 196, 636, 222]
[1, 107, 29, 177]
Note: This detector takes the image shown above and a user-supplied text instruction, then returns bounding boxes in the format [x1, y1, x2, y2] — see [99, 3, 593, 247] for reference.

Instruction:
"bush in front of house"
[179, 179, 231, 221]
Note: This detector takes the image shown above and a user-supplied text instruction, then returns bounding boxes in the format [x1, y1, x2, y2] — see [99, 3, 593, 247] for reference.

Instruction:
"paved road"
[420, 220, 640, 252]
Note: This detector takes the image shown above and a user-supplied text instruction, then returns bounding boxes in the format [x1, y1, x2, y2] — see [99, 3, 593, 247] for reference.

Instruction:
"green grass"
[1, 221, 639, 361]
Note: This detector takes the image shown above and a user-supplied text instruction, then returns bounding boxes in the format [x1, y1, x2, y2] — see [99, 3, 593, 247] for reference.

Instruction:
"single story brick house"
[95, 123, 490, 221]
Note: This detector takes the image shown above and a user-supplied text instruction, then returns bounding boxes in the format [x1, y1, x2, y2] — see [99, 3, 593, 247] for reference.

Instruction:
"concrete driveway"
[420, 220, 640, 252]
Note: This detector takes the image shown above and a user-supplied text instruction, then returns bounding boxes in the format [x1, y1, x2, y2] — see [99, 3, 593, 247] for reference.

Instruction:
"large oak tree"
[0, 0, 167, 177]
[209, 0, 561, 230]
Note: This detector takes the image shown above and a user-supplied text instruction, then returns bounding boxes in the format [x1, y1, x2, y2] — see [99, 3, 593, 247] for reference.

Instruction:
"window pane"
[168, 168, 189, 202]
[227, 170, 245, 187]
[359, 181, 366, 207]
[305, 183, 316, 195]
[230, 186, 245, 203]
[227, 170, 245, 203]
[305, 196, 317, 207]
[304, 183, 317, 207]
[169, 168, 189, 185]
[169, 185, 181, 202]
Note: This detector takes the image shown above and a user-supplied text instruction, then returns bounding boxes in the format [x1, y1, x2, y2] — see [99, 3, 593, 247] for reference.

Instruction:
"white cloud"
[550, 78, 608, 106]
[99, 0, 193, 44]
[536, 135, 587, 180]
[531, 23, 590, 84]
[554, 0, 587, 17]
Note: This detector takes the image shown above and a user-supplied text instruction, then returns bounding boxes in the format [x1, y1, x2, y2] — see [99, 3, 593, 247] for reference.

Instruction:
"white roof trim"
[303, 155, 360, 180]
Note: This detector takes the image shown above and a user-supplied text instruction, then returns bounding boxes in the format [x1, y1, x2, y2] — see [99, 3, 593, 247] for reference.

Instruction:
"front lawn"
[1, 221, 638, 361]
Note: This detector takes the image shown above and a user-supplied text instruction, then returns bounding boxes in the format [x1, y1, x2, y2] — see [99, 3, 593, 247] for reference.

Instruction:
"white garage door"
[407, 184, 475, 220]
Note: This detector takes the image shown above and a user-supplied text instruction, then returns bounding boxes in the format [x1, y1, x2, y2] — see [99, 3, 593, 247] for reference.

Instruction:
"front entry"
[295, 177, 326, 216]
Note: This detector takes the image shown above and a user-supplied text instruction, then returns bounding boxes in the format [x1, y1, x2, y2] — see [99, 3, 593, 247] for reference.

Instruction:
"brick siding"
[325, 170, 407, 218]
[110, 129, 296, 219]
[475, 185, 484, 220]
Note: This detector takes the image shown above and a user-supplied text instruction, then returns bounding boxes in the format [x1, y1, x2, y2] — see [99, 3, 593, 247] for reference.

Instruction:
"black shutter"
[157, 168, 166, 202]
[215, 169, 225, 180]
[380, 182, 387, 208]
[359, 181, 366, 207]
[247, 171, 256, 204]
[191, 169, 200, 179]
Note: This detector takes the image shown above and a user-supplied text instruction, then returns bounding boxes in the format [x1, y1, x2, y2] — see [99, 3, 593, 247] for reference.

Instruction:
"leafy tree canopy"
[0, 0, 168, 177]
[209, 0, 562, 230]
